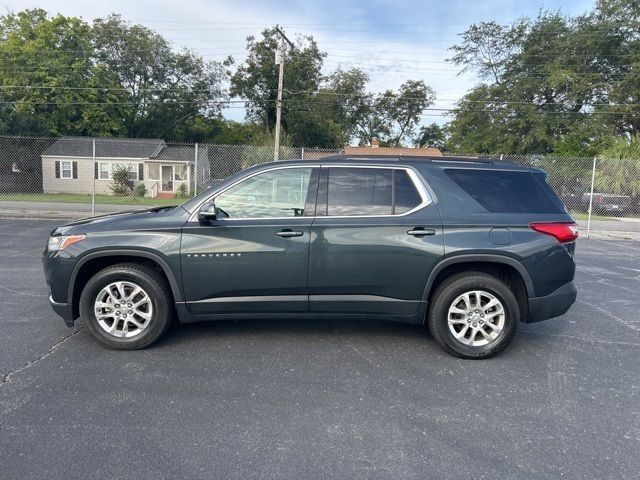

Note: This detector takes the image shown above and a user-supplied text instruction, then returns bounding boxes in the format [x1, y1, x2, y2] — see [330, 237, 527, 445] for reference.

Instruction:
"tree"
[448, 20, 526, 85]
[414, 123, 447, 150]
[595, 137, 640, 196]
[445, 9, 628, 155]
[92, 14, 227, 140]
[322, 67, 370, 144]
[0, 9, 125, 136]
[230, 27, 326, 144]
[352, 80, 435, 146]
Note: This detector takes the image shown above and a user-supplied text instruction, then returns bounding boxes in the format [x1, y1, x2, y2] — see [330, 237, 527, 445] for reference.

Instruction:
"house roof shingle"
[152, 145, 196, 162]
[42, 137, 166, 159]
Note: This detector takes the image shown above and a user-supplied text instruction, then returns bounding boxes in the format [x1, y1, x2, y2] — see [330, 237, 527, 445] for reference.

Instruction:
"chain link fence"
[0, 135, 638, 239]
[441, 152, 640, 240]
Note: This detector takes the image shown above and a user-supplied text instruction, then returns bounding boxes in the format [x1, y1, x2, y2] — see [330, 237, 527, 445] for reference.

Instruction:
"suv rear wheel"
[79, 263, 173, 349]
[427, 272, 519, 359]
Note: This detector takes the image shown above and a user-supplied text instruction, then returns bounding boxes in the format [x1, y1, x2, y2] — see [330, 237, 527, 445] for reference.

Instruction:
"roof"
[42, 137, 166, 159]
[344, 145, 442, 157]
[152, 145, 196, 162]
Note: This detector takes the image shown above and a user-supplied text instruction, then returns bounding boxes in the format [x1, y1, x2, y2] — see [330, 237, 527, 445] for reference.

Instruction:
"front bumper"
[48, 295, 75, 327]
[526, 281, 577, 323]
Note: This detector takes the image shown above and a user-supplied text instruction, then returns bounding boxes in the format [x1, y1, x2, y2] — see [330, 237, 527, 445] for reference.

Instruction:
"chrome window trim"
[187, 163, 432, 222]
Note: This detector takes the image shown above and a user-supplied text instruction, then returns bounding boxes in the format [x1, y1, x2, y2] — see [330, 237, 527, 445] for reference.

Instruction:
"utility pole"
[274, 25, 294, 161]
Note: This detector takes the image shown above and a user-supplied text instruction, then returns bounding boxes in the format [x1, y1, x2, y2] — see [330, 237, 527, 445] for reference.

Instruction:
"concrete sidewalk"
[0, 200, 166, 219]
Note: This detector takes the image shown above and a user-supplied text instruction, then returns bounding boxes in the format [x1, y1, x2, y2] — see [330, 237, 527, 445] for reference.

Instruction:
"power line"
[0, 97, 635, 116]
[2, 85, 639, 108]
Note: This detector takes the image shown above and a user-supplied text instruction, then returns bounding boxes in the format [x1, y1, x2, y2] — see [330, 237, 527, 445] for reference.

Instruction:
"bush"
[109, 164, 134, 195]
[134, 183, 147, 197]
[176, 183, 189, 199]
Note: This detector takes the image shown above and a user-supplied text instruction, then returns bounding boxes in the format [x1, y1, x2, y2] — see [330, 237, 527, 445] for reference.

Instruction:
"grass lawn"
[568, 210, 640, 221]
[0, 193, 188, 206]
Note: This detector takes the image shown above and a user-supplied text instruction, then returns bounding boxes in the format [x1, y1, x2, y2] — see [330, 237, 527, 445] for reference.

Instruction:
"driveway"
[0, 218, 638, 479]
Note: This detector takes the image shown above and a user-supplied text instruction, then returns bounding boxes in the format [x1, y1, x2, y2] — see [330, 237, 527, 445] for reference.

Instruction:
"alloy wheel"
[447, 290, 506, 347]
[93, 281, 153, 338]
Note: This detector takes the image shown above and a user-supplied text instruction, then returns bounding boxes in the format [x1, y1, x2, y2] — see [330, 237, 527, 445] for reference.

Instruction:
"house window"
[147, 163, 159, 180]
[99, 163, 111, 180]
[174, 164, 187, 181]
[61, 161, 73, 179]
[99, 162, 139, 181]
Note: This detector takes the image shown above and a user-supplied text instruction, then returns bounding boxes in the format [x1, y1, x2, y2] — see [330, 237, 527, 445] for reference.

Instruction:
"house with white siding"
[41, 137, 200, 198]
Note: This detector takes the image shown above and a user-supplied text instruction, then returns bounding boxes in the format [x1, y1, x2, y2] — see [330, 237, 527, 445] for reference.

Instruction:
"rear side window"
[444, 169, 565, 213]
[395, 169, 423, 214]
[328, 168, 392, 215]
[326, 167, 423, 216]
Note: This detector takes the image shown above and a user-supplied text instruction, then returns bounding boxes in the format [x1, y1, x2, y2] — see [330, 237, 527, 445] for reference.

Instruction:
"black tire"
[427, 272, 519, 359]
[79, 263, 173, 350]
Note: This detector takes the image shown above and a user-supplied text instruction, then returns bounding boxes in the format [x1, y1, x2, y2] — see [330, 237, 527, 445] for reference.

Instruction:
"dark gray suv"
[43, 156, 578, 359]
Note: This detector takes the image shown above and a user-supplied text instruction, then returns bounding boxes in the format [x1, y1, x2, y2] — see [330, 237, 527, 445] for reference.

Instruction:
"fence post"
[586, 156, 597, 239]
[194, 142, 198, 196]
[301, 147, 305, 160]
[91, 138, 96, 216]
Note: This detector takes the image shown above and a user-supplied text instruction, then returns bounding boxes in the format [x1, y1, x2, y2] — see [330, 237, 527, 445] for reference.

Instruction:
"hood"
[52, 205, 187, 236]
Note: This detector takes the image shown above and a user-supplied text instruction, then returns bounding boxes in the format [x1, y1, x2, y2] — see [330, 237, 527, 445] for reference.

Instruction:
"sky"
[3, 0, 596, 127]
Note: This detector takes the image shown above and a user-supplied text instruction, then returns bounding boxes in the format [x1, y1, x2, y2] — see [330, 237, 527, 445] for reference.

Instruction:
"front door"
[161, 165, 174, 192]
[181, 166, 318, 315]
[308, 165, 444, 317]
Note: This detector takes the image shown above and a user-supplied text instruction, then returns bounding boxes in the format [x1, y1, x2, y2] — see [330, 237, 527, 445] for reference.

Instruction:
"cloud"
[2, 0, 594, 125]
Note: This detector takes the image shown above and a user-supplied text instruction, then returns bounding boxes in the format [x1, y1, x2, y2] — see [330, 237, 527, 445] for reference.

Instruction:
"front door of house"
[161, 165, 174, 192]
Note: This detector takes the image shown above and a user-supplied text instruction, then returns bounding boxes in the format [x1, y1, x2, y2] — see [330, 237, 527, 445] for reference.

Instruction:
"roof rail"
[318, 154, 494, 164]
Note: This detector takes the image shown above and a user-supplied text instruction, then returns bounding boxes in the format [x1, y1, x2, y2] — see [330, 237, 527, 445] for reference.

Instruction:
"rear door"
[308, 165, 444, 317]
[181, 166, 318, 314]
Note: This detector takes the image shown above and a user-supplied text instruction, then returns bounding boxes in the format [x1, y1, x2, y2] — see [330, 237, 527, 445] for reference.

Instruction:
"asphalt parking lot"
[1, 218, 639, 480]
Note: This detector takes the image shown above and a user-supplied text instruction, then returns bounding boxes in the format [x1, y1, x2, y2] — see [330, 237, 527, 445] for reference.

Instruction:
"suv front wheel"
[428, 272, 519, 359]
[79, 263, 173, 349]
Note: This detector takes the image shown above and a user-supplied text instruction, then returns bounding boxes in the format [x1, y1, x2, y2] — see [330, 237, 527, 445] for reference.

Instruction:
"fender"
[67, 249, 183, 304]
[422, 253, 535, 301]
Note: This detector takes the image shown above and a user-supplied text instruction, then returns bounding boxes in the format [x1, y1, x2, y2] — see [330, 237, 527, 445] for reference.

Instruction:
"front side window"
[326, 167, 423, 216]
[214, 167, 313, 219]
[61, 161, 73, 179]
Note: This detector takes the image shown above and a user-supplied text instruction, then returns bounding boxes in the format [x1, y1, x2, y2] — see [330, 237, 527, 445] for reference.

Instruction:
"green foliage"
[0, 10, 226, 140]
[109, 164, 133, 195]
[92, 15, 227, 140]
[230, 27, 326, 145]
[134, 183, 147, 197]
[595, 137, 640, 196]
[446, 3, 640, 155]
[176, 183, 189, 199]
[414, 123, 447, 150]
[0, 9, 124, 136]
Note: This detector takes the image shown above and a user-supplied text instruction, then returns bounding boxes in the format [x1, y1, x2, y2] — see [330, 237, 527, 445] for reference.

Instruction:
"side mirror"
[197, 201, 217, 222]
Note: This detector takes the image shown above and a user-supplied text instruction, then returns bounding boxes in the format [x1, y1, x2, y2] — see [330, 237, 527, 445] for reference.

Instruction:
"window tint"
[328, 168, 392, 215]
[215, 168, 313, 218]
[326, 167, 423, 216]
[445, 169, 565, 213]
[395, 170, 423, 214]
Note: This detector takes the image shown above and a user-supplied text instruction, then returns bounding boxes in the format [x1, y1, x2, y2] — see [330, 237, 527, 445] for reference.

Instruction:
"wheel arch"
[423, 255, 534, 323]
[68, 250, 182, 318]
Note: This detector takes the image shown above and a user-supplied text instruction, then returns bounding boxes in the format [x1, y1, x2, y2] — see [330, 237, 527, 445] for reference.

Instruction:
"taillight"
[596, 195, 603, 204]
[529, 222, 578, 243]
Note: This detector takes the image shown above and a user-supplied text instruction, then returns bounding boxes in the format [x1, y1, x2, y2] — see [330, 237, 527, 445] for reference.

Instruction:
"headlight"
[48, 234, 86, 251]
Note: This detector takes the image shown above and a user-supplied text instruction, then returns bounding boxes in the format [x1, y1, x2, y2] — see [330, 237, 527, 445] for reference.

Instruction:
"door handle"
[276, 229, 304, 238]
[407, 228, 436, 237]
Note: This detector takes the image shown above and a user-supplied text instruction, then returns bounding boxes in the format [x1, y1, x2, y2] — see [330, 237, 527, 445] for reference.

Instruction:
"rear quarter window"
[444, 169, 566, 213]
